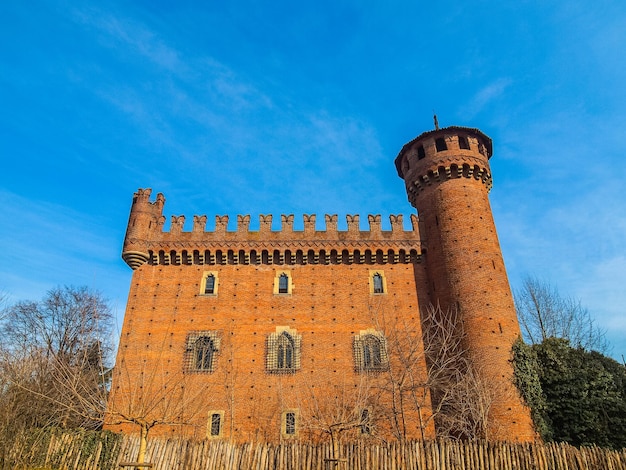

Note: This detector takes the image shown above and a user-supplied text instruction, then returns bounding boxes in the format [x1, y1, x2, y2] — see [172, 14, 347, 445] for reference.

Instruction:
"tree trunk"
[137, 424, 149, 463]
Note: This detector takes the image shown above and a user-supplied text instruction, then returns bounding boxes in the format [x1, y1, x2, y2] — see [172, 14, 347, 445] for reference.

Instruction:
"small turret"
[122, 188, 165, 269]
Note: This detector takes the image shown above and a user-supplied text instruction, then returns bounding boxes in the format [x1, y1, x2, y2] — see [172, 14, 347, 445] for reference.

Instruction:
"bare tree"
[0, 286, 113, 431]
[105, 326, 210, 464]
[514, 276, 609, 352]
[296, 374, 381, 466]
[375, 303, 496, 440]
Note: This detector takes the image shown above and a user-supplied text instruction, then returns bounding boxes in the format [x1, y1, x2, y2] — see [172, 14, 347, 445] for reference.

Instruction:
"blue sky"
[1, 0, 625, 360]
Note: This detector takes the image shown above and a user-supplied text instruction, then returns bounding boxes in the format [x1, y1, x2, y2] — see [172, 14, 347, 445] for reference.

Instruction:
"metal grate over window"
[185, 331, 221, 373]
[267, 328, 301, 373]
[354, 331, 388, 372]
[210, 413, 221, 436]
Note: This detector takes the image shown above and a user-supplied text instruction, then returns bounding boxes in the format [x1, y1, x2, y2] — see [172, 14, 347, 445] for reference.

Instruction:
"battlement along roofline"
[394, 126, 493, 177]
[127, 189, 420, 238]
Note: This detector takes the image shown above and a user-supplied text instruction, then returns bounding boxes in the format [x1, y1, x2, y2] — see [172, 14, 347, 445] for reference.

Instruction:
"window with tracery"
[185, 331, 220, 373]
[267, 327, 301, 373]
[354, 330, 388, 372]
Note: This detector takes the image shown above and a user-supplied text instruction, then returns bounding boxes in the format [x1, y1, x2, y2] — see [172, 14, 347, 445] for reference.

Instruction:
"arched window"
[417, 145, 426, 160]
[277, 332, 294, 369]
[354, 330, 388, 372]
[201, 272, 219, 295]
[282, 410, 298, 437]
[362, 335, 382, 369]
[267, 327, 301, 373]
[194, 337, 216, 371]
[274, 271, 292, 295]
[208, 411, 224, 438]
[458, 135, 470, 149]
[373, 273, 384, 294]
[370, 271, 386, 294]
[278, 273, 289, 293]
[205, 274, 215, 294]
[435, 137, 447, 152]
[186, 331, 220, 373]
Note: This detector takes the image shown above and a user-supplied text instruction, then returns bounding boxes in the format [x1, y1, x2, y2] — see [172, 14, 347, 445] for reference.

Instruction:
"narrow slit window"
[285, 412, 296, 435]
[417, 145, 426, 160]
[278, 273, 289, 293]
[210, 413, 221, 437]
[373, 273, 384, 294]
[458, 135, 470, 149]
[205, 274, 215, 294]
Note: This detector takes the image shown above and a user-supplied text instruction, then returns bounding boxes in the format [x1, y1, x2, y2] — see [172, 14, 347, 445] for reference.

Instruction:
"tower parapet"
[121, 189, 423, 269]
[396, 126, 535, 441]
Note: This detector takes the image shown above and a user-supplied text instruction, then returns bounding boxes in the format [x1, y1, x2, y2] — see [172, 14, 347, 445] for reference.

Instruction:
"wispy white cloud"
[462, 78, 512, 119]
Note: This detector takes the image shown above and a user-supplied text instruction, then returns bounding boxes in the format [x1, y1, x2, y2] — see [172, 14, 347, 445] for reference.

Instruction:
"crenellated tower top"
[394, 126, 494, 207]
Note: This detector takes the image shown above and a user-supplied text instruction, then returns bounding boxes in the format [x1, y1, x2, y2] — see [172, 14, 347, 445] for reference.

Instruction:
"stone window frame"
[281, 409, 299, 438]
[266, 326, 301, 374]
[354, 329, 389, 373]
[184, 331, 221, 373]
[273, 270, 293, 295]
[207, 410, 224, 438]
[369, 270, 387, 295]
[200, 271, 219, 296]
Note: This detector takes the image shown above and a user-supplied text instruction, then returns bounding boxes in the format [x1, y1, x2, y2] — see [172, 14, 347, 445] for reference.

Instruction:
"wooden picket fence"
[3, 429, 626, 470]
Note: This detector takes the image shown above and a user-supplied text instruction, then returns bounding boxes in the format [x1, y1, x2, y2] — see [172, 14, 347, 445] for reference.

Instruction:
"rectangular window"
[281, 410, 298, 438]
[200, 271, 219, 296]
[207, 410, 224, 438]
[285, 412, 296, 435]
[210, 413, 221, 436]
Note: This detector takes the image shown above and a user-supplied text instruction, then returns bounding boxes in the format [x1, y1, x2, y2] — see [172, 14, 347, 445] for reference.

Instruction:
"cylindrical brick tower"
[395, 125, 535, 441]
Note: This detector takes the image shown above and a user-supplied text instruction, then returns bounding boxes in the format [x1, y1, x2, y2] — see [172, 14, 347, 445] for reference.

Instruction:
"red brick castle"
[106, 125, 535, 442]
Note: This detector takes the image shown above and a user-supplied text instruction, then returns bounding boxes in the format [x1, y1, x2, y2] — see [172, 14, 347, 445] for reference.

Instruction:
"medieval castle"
[107, 125, 535, 442]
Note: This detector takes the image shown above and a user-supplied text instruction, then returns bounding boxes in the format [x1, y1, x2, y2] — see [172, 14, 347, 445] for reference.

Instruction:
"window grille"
[354, 331, 388, 372]
[284, 411, 297, 436]
[210, 413, 221, 436]
[267, 328, 301, 373]
[185, 331, 220, 373]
